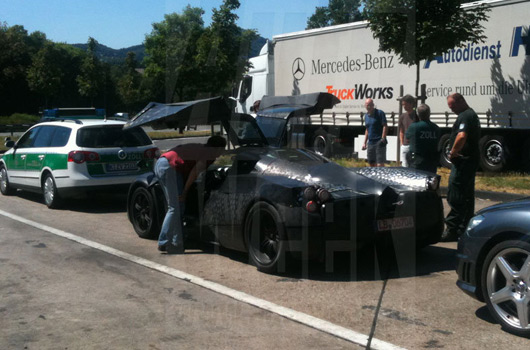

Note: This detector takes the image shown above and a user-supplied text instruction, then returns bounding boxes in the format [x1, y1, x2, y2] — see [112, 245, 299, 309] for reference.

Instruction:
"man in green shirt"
[442, 93, 481, 242]
[405, 104, 440, 173]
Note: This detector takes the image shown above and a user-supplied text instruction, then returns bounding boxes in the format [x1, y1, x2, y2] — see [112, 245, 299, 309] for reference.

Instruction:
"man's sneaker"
[157, 245, 167, 252]
[441, 229, 459, 242]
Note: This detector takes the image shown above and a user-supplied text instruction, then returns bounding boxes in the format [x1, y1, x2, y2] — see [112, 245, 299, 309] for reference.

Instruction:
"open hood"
[123, 97, 231, 130]
[258, 92, 341, 119]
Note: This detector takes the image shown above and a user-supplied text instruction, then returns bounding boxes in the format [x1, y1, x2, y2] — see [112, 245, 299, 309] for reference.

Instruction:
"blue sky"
[1, 0, 329, 49]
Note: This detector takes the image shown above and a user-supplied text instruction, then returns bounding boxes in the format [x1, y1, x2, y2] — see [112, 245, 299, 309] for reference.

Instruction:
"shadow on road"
[15, 190, 127, 214]
[185, 238, 458, 282]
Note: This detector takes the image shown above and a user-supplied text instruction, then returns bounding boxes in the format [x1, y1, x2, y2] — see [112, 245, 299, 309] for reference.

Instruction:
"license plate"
[105, 162, 138, 172]
[376, 216, 414, 231]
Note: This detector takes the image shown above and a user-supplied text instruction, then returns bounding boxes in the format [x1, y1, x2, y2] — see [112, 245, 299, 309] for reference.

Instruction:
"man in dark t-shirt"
[362, 98, 388, 167]
[406, 104, 440, 173]
[442, 93, 481, 242]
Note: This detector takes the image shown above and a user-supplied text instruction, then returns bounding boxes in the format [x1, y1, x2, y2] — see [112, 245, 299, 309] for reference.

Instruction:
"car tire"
[481, 239, 530, 337]
[0, 166, 15, 195]
[438, 134, 452, 169]
[42, 173, 62, 209]
[313, 130, 332, 157]
[129, 186, 160, 239]
[245, 201, 287, 274]
[479, 135, 507, 173]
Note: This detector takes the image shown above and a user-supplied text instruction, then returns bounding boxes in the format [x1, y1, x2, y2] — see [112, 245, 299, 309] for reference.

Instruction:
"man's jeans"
[401, 144, 410, 167]
[155, 157, 184, 248]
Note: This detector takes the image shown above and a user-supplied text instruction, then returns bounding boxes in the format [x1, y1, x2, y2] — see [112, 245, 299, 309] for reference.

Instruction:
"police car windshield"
[76, 126, 152, 148]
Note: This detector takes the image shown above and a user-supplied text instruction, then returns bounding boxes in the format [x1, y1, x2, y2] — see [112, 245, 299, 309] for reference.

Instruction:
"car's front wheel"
[129, 186, 160, 239]
[481, 240, 530, 337]
[245, 202, 287, 274]
[0, 166, 15, 195]
[42, 174, 62, 209]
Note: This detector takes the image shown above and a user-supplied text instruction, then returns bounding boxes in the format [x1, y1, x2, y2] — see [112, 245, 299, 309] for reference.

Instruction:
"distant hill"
[72, 35, 268, 66]
[71, 43, 146, 65]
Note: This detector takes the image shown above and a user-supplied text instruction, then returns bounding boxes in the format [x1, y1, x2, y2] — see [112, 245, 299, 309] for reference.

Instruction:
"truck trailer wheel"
[479, 135, 506, 173]
[313, 130, 332, 157]
[438, 134, 452, 169]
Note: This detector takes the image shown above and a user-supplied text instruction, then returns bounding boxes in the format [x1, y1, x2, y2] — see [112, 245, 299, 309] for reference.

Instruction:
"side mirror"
[4, 140, 15, 148]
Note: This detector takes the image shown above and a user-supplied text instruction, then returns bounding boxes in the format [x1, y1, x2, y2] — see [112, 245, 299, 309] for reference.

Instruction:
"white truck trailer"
[233, 0, 530, 172]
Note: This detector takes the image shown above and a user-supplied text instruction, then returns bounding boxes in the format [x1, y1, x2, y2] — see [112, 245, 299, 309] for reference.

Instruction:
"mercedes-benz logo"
[118, 150, 127, 160]
[292, 57, 305, 81]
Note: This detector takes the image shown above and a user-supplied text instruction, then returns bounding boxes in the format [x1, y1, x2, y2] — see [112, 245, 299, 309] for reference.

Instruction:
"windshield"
[76, 126, 152, 148]
[227, 117, 266, 146]
[255, 116, 286, 146]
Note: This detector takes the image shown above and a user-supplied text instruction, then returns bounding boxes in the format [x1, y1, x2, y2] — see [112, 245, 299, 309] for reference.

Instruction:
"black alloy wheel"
[130, 186, 159, 239]
[245, 202, 287, 274]
[481, 240, 530, 337]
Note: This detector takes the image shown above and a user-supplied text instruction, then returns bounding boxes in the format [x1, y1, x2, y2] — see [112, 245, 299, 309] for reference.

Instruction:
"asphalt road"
[1, 188, 529, 349]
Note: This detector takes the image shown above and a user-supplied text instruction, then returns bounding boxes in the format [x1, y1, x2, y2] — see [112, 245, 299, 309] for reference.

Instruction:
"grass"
[437, 167, 530, 195]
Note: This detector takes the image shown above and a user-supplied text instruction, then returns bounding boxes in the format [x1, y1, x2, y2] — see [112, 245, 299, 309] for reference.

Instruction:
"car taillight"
[144, 147, 160, 159]
[306, 200, 319, 212]
[68, 151, 100, 164]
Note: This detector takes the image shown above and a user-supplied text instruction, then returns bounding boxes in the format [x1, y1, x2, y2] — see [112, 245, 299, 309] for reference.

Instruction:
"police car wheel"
[42, 174, 62, 209]
[0, 166, 16, 196]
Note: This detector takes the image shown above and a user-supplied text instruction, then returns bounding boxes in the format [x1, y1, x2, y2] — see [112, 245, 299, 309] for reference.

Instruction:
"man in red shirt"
[155, 135, 226, 254]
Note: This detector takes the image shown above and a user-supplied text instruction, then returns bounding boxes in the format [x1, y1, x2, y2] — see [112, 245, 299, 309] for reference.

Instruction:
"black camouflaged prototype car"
[125, 94, 444, 273]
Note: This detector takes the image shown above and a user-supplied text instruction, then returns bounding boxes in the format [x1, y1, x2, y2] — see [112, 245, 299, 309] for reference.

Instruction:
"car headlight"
[466, 215, 485, 234]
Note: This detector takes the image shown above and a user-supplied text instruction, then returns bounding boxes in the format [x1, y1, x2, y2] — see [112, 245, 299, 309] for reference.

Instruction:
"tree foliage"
[143, 6, 205, 102]
[195, 0, 256, 96]
[0, 2, 260, 116]
[27, 42, 66, 107]
[307, 0, 364, 29]
[76, 37, 104, 105]
[363, 0, 490, 97]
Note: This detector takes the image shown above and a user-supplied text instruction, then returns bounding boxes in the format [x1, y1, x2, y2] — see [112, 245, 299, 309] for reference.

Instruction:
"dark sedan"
[456, 198, 530, 337]
[126, 94, 444, 273]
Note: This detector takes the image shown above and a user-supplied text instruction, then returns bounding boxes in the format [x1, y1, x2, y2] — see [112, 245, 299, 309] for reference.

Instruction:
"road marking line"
[0, 208, 406, 350]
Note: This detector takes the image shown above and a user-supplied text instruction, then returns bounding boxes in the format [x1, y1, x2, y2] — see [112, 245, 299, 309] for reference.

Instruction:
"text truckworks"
[326, 84, 394, 101]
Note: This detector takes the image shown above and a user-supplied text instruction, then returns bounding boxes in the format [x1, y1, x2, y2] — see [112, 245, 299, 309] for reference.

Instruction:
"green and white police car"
[0, 110, 159, 208]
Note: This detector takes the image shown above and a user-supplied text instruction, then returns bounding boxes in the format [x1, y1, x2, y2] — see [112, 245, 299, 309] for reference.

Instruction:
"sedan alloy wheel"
[482, 240, 530, 336]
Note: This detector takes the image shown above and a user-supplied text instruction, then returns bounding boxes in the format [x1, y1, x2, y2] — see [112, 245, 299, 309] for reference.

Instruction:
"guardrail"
[0, 124, 34, 136]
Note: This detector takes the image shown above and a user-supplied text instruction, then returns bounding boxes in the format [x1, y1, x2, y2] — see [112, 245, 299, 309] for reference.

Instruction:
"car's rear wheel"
[0, 166, 15, 195]
[245, 202, 287, 274]
[481, 240, 530, 337]
[130, 186, 159, 239]
[42, 174, 62, 209]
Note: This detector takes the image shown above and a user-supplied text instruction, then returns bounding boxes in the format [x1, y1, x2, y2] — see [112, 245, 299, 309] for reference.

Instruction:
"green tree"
[76, 37, 104, 106]
[307, 0, 364, 29]
[27, 42, 65, 107]
[0, 23, 46, 114]
[363, 0, 489, 98]
[143, 6, 205, 102]
[117, 52, 142, 111]
[196, 0, 256, 96]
